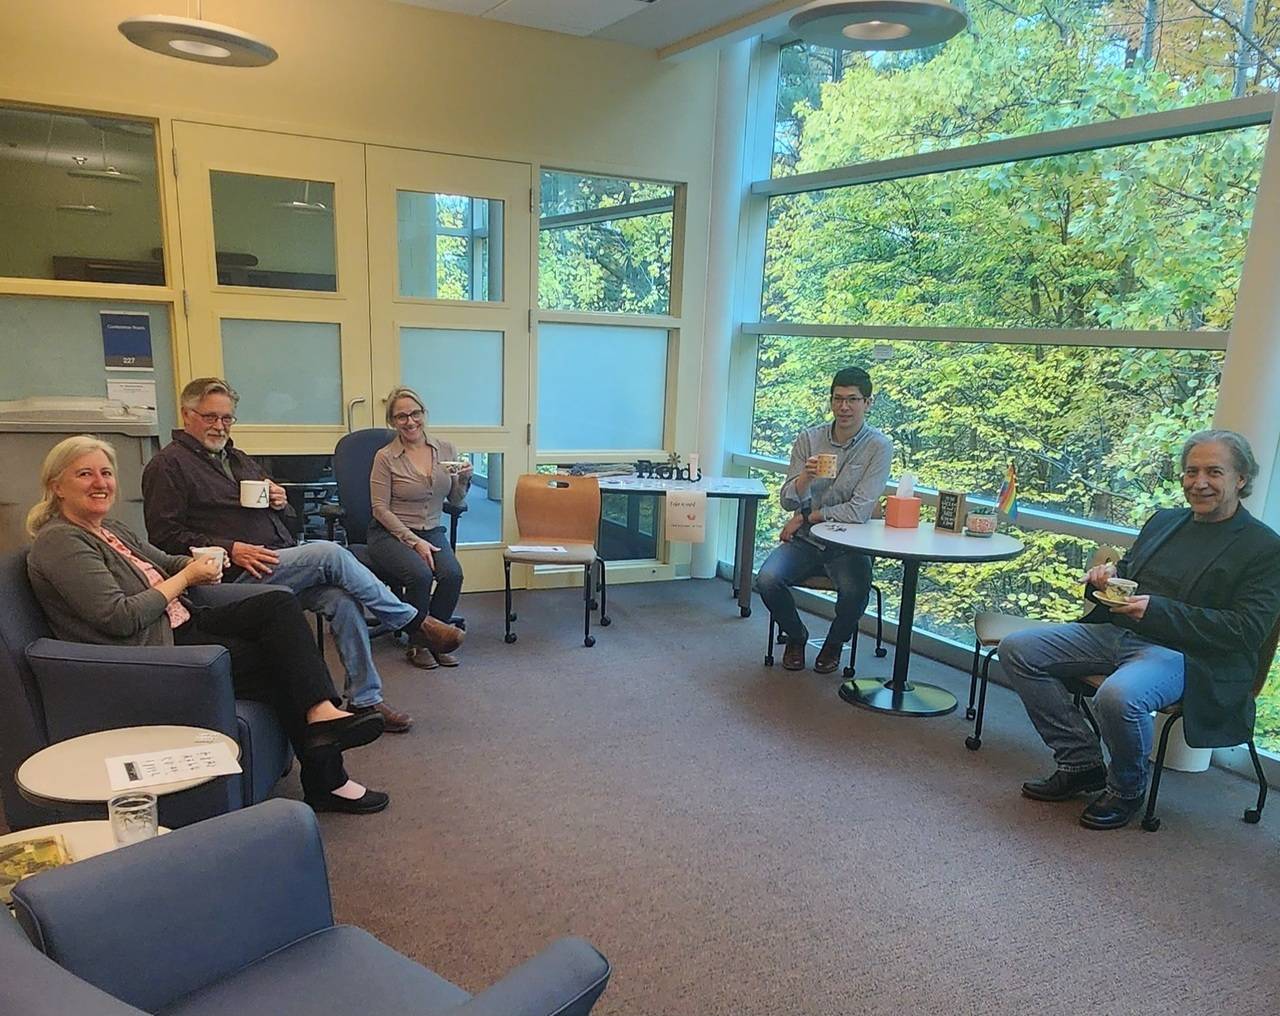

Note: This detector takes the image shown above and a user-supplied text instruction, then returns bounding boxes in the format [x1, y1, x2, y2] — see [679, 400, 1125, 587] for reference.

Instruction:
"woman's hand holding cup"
[183, 554, 225, 587]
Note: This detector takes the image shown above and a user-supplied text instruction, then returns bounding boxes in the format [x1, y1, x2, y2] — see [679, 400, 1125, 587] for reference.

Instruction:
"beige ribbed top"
[370, 434, 468, 544]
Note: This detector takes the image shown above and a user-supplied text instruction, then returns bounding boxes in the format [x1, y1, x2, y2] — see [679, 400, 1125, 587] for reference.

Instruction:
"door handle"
[346, 396, 366, 432]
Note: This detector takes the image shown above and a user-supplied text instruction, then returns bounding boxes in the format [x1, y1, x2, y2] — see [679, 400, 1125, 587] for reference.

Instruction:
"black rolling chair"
[319, 428, 466, 641]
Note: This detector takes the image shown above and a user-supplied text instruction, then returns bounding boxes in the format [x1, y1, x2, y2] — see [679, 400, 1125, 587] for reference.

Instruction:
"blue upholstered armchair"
[3, 799, 611, 1016]
[0, 550, 293, 830]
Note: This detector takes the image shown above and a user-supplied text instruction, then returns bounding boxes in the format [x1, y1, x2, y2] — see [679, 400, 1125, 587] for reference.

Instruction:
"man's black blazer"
[1082, 506, 1280, 747]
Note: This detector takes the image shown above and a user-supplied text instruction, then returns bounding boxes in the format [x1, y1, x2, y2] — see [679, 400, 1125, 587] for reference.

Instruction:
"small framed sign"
[935, 489, 968, 533]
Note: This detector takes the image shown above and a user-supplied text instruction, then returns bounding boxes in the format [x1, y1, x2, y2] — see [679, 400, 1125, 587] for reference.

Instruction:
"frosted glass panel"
[210, 172, 336, 291]
[397, 191, 503, 301]
[0, 106, 164, 284]
[455, 452, 503, 545]
[400, 327, 503, 426]
[0, 296, 177, 437]
[221, 319, 342, 424]
[537, 322, 667, 450]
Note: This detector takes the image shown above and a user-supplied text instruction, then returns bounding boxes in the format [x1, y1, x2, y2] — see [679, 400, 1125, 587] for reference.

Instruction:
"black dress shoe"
[1079, 791, 1144, 830]
[305, 788, 390, 815]
[1021, 765, 1108, 802]
[304, 711, 384, 754]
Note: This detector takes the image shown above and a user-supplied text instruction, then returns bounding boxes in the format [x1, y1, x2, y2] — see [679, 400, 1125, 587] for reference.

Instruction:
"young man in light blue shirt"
[755, 366, 894, 673]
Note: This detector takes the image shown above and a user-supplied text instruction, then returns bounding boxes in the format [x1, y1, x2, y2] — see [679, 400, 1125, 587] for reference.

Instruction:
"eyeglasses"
[391, 410, 425, 424]
[830, 396, 867, 406]
[190, 411, 236, 426]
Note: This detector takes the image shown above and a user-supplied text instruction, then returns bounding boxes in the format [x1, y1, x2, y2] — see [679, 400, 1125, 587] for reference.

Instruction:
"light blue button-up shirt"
[779, 422, 894, 524]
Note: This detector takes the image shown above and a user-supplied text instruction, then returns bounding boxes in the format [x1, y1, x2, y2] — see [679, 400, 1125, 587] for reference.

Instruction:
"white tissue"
[896, 473, 915, 499]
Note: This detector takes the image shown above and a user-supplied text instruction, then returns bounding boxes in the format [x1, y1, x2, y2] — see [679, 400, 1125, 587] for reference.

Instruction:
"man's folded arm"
[819, 439, 892, 525]
[779, 433, 812, 512]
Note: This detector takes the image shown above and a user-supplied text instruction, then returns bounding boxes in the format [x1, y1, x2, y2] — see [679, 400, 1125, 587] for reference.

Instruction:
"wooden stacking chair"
[503, 474, 609, 648]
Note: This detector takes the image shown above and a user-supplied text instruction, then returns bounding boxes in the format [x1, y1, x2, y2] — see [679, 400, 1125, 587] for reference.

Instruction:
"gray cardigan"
[27, 518, 192, 647]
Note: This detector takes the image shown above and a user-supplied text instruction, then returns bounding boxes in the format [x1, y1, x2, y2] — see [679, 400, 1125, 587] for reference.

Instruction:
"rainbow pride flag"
[996, 462, 1018, 519]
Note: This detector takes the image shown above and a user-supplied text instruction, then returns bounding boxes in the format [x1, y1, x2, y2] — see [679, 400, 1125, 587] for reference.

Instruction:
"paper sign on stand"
[665, 490, 706, 543]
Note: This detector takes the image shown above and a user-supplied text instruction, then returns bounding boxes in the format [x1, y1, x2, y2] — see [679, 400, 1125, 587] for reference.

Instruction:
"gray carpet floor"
[290, 578, 1280, 1015]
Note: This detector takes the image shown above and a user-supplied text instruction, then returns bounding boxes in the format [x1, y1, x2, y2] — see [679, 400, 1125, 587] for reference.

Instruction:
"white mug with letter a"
[815, 453, 839, 479]
[239, 479, 271, 508]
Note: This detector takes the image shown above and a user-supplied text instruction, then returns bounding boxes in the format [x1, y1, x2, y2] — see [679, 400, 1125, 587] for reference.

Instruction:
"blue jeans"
[234, 541, 418, 708]
[753, 537, 872, 648]
[1000, 622, 1186, 798]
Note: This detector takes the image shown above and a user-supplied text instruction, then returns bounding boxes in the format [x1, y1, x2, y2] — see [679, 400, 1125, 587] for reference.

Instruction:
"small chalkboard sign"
[935, 490, 967, 533]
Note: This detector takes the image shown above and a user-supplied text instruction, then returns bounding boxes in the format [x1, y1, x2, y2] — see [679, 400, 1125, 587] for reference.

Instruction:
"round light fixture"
[789, 0, 967, 51]
[118, 15, 277, 67]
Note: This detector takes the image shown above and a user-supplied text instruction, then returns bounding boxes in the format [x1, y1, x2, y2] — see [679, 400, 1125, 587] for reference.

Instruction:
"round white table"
[810, 520, 1024, 717]
[0, 820, 171, 864]
[16, 725, 240, 807]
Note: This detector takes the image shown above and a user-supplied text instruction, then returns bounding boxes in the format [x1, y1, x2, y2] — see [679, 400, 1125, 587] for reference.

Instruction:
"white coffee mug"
[815, 453, 839, 479]
[190, 546, 228, 570]
[239, 479, 271, 508]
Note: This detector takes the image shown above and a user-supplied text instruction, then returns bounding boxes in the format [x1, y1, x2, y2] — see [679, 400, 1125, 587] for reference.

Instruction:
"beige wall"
[0, 0, 719, 450]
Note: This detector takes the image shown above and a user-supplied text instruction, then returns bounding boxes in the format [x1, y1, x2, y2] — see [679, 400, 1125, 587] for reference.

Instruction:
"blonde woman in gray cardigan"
[26, 435, 391, 815]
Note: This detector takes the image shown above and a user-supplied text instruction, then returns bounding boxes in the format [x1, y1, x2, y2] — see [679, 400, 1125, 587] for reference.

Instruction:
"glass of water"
[108, 792, 158, 846]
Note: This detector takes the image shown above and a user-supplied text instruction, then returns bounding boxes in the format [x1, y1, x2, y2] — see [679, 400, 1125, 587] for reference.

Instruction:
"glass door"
[172, 122, 372, 454]
[366, 147, 532, 590]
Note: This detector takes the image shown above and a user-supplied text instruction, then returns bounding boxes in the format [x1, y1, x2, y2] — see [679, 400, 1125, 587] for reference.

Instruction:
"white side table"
[0, 820, 171, 864]
[16, 725, 240, 807]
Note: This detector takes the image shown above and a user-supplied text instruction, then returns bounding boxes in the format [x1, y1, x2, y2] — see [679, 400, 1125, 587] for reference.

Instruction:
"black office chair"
[319, 428, 466, 641]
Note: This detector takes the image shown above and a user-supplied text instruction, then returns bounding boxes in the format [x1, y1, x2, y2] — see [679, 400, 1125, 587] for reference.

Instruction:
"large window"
[0, 106, 164, 284]
[737, 6, 1280, 753]
[773, 0, 1280, 177]
[764, 127, 1265, 331]
[539, 169, 675, 314]
[751, 336, 1222, 529]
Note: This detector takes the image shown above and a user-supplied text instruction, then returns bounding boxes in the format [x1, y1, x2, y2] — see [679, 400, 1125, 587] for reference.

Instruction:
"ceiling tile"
[483, 0, 650, 37]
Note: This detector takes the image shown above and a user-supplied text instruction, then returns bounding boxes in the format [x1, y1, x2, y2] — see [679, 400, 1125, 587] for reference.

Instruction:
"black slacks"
[174, 588, 346, 796]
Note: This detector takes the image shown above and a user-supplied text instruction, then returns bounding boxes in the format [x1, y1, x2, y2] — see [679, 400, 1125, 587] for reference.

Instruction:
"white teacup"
[440, 459, 467, 475]
[1105, 576, 1138, 600]
[815, 453, 838, 479]
[239, 479, 271, 508]
[190, 546, 228, 570]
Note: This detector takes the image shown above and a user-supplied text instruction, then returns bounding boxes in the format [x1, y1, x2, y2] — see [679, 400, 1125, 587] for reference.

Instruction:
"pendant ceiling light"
[788, 0, 967, 51]
[68, 131, 141, 184]
[118, 2, 277, 67]
[274, 180, 330, 214]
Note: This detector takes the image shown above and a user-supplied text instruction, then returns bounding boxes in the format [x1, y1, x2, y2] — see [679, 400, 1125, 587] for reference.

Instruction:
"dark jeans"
[174, 588, 347, 797]
[754, 537, 873, 648]
[366, 521, 464, 621]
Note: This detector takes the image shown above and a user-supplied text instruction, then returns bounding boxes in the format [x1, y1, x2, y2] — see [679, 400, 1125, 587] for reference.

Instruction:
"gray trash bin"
[0, 397, 160, 553]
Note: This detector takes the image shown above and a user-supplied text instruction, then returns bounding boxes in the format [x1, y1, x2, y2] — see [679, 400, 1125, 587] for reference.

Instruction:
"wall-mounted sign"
[935, 489, 967, 533]
[101, 311, 153, 370]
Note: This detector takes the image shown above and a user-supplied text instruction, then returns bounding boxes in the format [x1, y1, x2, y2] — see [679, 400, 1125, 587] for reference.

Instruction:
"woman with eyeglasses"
[25, 435, 390, 815]
[368, 387, 470, 669]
